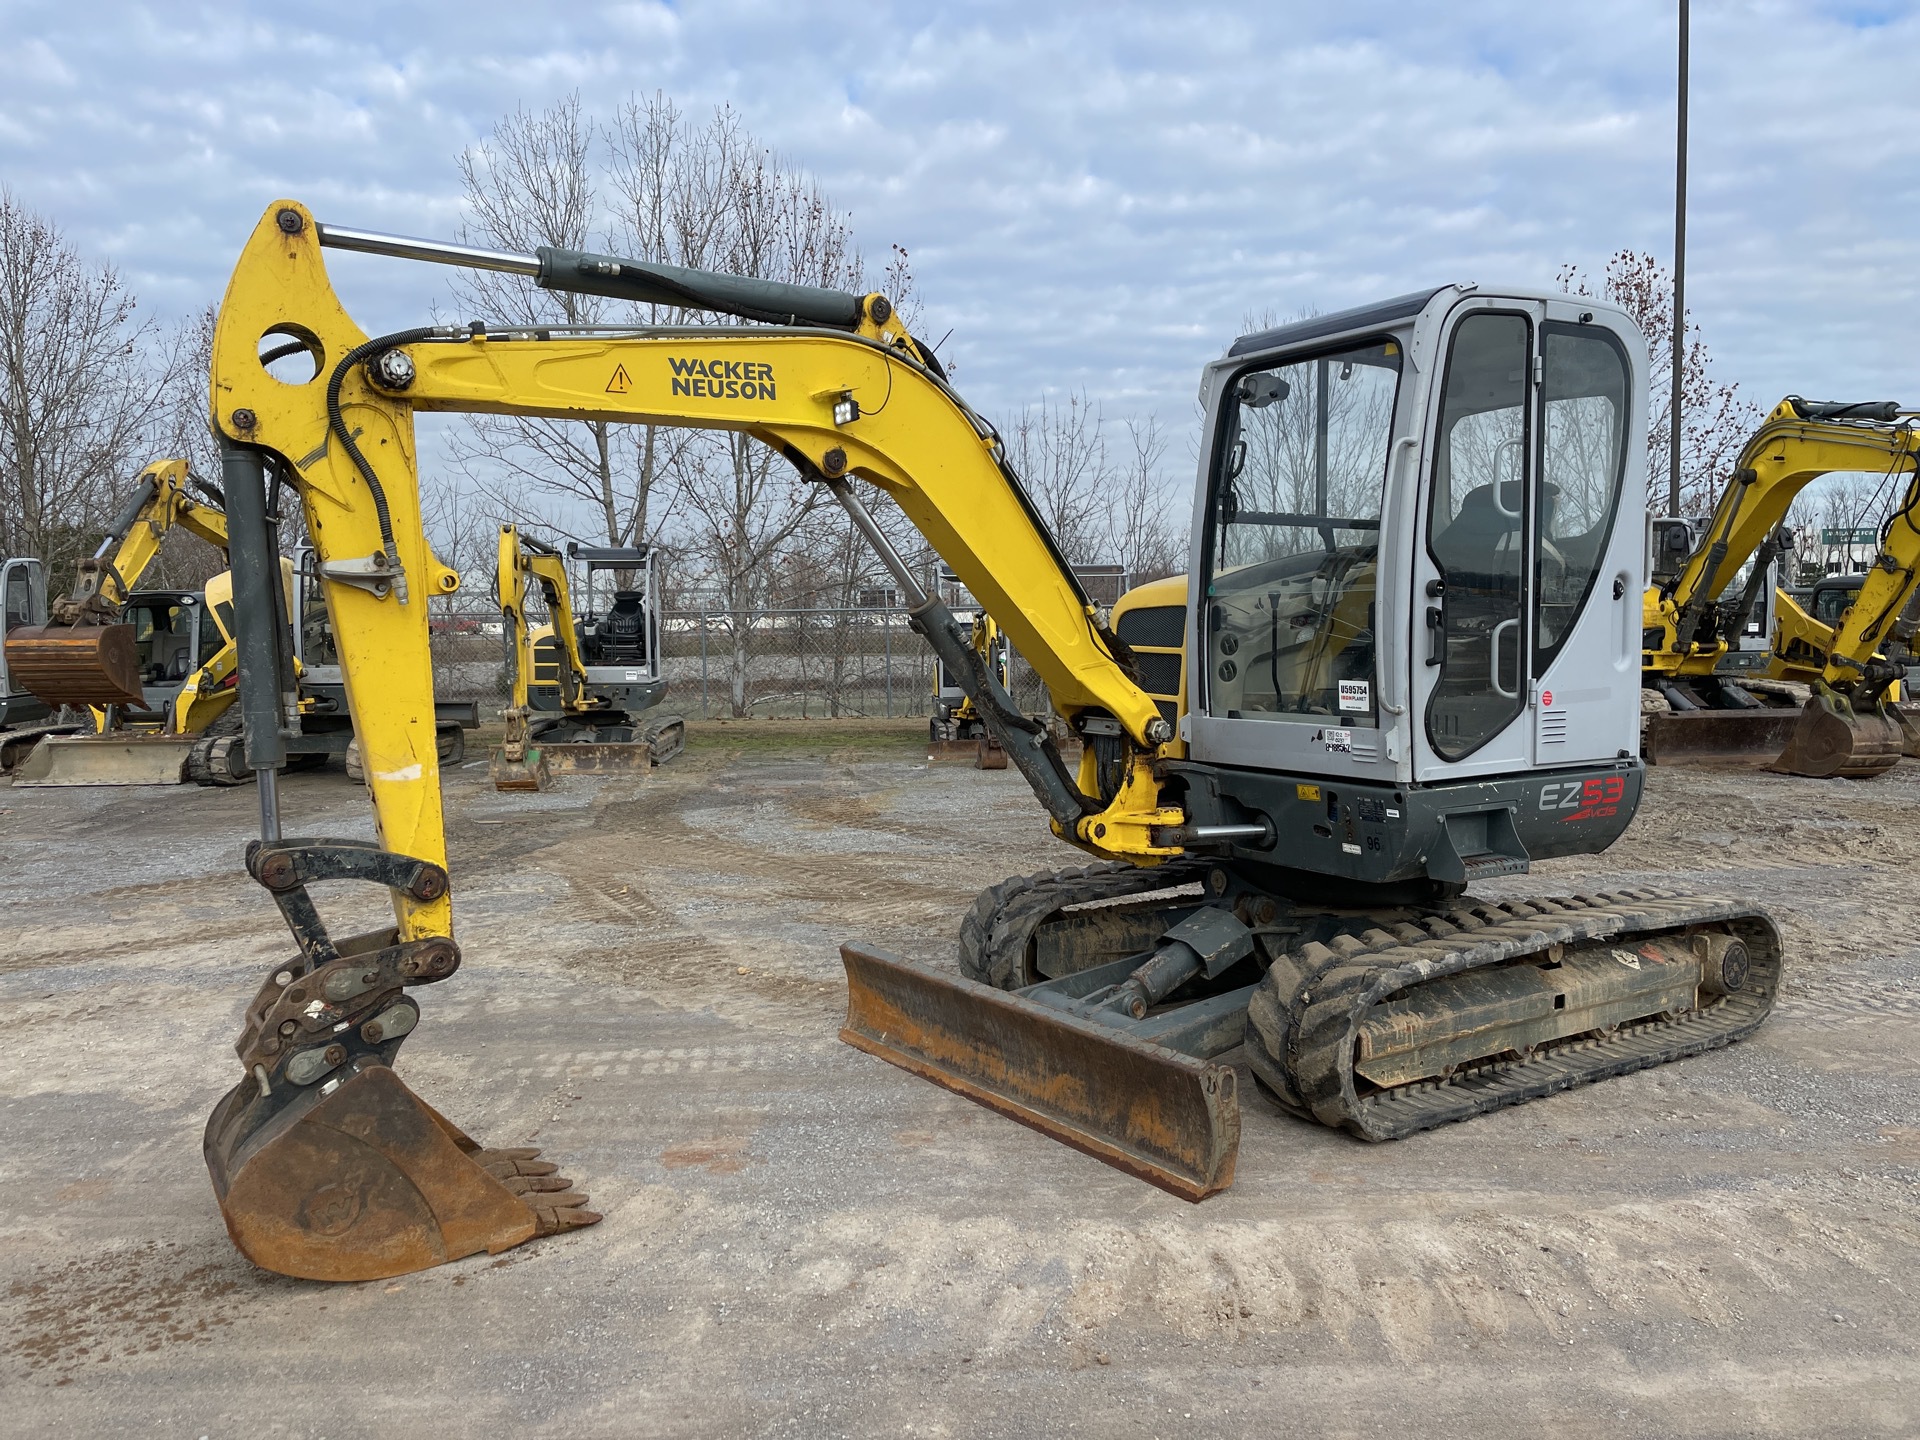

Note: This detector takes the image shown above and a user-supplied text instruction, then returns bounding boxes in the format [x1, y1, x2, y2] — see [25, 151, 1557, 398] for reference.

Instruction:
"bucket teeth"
[527, 1191, 602, 1234]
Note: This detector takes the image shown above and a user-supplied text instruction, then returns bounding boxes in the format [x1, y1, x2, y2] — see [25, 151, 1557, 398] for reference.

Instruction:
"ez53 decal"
[1538, 774, 1627, 823]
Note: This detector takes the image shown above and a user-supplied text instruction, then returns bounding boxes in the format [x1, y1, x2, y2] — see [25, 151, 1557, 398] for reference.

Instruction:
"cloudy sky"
[3, 0, 1916, 445]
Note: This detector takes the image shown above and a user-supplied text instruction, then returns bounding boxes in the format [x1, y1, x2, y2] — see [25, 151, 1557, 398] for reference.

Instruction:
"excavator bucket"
[489, 744, 553, 791]
[204, 1062, 590, 1282]
[2, 622, 144, 708]
[11, 733, 196, 786]
[1769, 693, 1906, 779]
[839, 946, 1239, 1200]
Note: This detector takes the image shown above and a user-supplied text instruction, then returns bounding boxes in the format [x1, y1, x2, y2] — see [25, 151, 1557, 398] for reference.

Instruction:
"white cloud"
[3, 0, 1916, 440]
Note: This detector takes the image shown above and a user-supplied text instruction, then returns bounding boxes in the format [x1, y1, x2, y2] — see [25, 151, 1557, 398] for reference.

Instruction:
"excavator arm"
[199, 200, 1194, 1279]
[492, 522, 589, 787]
[211, 201, 1184, 872]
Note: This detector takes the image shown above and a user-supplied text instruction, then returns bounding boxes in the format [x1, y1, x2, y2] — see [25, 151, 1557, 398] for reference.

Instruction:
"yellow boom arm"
[209, 201, 1182, 946]
[494, 523, 595, 766]
[59, 457, 230, 622]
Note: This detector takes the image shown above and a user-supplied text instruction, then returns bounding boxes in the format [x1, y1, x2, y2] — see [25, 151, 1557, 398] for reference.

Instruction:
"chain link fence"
[425, 602, 1054, 722]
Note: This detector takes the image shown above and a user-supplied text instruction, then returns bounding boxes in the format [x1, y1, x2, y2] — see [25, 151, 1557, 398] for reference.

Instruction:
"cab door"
[1412, 302, 1543, 781]
[1411, 299, 1640, 781]
[1527, 300, 1640, 766]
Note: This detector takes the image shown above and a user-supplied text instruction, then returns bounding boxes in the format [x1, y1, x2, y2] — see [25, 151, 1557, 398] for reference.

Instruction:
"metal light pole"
[1671, 0, 1690, 518]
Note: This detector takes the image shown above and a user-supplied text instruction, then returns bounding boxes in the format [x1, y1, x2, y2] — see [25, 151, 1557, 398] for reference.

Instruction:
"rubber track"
[185, 711, 249, 787]
[958, 860, 1213, 990]
[1244, 888, 1782, 1140]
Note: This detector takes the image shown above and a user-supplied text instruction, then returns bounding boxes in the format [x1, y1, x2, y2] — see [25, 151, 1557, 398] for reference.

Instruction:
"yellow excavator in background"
[3, 459, 256, 785]
[928, 603, 1010, 768]
[198, 201, 1777, 1281]
[492, 524, 684, 790]
[1639, 398, 1920, 776]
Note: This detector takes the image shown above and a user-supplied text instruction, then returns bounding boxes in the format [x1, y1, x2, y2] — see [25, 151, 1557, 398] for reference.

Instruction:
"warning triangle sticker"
[606, 364, 632, 394]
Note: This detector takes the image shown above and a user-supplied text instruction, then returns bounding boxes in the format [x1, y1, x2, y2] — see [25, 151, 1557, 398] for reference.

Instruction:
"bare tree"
[1105, 415, 1187, 583]
[1558, 252, 1761, 515]
[445, 96, 690, 551]
[0, 190, 181, 586]
[1000, 391, 1113, 565]
[602, 93, 903, 716]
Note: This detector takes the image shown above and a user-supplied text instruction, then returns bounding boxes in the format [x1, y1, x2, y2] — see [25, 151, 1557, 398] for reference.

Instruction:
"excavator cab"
[0, 558, 51, 727]
[1190, 293, 1641, 814]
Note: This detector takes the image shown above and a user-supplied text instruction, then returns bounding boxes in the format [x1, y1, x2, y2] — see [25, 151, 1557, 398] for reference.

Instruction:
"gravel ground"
[2, 720, 1916, 1438]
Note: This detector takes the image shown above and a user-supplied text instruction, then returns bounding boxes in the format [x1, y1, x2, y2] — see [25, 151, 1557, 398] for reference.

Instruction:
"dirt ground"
[2, 719, 1917, 1438]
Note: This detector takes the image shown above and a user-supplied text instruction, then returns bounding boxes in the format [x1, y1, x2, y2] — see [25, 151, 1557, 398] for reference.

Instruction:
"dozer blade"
[840, 945, 1238, 1201]
[540, 741, 660, 776]
[3, 623, 144, 708]
[205, 1061, 593, 1282]
[1641, 707, 1798, 766]
[926, 737, 981, 764]
[1769, 694, 1905, 779]
[11, 733, 195, 786]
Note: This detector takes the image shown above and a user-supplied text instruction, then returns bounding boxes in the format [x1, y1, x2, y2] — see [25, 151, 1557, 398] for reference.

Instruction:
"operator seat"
[1431, 481, 1524, 587]
[591, 591, 649, 665]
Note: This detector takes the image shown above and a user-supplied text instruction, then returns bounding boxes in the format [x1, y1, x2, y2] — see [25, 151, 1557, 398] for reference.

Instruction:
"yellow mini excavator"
[491, 524, 684, 790]
[3, 459, 254, 784]
[198, 202, 1779, 1279]
[928, 602, 1010, 769]
[1640, 398, 1920, 776]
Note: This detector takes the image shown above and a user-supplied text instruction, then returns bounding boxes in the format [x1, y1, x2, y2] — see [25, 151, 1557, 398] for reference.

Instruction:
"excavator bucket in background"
[926, 734, 1010, 768]
[1770, 692, 1907, 779]
[2, 623, 143, 708]
[839, 946, 1240, 1200]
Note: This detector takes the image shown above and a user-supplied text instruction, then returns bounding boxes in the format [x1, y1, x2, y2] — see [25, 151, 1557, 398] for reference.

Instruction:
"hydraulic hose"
[324, 326, 454, 575]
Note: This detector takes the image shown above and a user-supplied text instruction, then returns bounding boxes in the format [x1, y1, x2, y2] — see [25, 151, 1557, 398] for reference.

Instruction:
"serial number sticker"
[1385, 807, 1401, 818]
[1338, 679, 1371, 712]
[1342, 842, 1362, 855]
[1296, 783, 1321, 802]
[1321, 728, 1353, 754]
